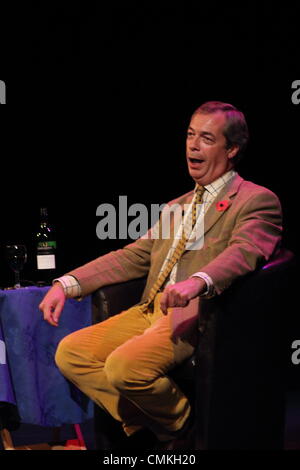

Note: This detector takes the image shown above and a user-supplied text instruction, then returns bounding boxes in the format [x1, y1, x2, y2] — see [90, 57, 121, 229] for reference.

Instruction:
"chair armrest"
[92, 277, 147, 324]
[196, 247, 296, 449]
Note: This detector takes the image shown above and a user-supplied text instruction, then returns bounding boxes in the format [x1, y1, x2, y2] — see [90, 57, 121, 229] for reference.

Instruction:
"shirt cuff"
[53, 275, 82, 299]
[190, 271, 215, 298]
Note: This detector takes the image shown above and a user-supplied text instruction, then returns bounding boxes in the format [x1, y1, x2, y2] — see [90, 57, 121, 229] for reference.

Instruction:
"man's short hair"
[192, 101, 249, 165]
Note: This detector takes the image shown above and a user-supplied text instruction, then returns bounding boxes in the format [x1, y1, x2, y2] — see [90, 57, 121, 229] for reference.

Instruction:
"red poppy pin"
[216, 200, 230, 212]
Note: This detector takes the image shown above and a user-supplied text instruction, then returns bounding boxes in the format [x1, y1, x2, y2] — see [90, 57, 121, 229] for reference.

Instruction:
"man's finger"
[43, 303, 62, 326]
[53, 301, 64, 323]
[160, 292, 169, 314]
[46, 309, 58, 326]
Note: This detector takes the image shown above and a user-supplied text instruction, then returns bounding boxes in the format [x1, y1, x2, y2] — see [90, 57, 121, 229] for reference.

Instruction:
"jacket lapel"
[203, 173, 244, 236]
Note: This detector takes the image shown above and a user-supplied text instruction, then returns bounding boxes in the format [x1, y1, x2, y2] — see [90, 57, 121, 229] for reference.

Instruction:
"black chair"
[92, 247, 296, 450]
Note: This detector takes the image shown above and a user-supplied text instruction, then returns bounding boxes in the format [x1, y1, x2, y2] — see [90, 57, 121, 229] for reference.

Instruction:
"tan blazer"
[68, 174, 282, 306]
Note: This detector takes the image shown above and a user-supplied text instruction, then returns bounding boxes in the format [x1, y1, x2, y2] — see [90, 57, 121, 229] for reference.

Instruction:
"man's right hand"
[39, 282, 66, 327]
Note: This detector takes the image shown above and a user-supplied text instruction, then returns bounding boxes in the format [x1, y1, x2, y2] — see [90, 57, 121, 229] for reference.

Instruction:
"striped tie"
[142, 184, 205, 311]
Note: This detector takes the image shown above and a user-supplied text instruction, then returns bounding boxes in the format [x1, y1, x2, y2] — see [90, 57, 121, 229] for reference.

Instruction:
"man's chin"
[188, 169, 205, 185]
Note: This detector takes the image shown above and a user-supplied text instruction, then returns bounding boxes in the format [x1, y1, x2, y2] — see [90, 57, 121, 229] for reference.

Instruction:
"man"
[40, 101, 282, 449]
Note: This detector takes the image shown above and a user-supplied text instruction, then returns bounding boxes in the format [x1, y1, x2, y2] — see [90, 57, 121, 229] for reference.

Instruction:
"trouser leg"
[55, 293, 196, 438]
[55, 301, 151, 434]
[104, 296, 195, 437]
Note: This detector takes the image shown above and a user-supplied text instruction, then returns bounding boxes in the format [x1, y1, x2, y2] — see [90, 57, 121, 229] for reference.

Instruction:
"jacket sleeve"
[66, 195, 184, 297]
[202, 189, 283, 295]
[67, 229, 155, 297]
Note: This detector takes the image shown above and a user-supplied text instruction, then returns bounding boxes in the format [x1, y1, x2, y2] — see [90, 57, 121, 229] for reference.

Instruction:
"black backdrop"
[0, 3, 299, 288]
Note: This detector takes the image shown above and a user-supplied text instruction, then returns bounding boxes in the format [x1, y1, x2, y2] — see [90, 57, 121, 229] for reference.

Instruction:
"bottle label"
[37, 254, 56, 270]
[38, 241, 57, 249]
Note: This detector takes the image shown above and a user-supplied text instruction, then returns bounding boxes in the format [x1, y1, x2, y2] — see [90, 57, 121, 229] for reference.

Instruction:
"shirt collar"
[194, 170, 237, 196]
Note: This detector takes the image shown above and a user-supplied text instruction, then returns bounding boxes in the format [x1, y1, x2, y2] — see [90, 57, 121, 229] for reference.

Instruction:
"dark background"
[0, 2, 299, 287]
[0, 2, 299, 442]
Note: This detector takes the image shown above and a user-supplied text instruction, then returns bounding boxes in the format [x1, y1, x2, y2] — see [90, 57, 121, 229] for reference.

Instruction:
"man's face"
[186, 111, 238, 186]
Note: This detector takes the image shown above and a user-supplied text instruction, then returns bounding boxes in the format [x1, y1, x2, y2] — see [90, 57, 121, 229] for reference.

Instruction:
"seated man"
[39, 101, 282, 450]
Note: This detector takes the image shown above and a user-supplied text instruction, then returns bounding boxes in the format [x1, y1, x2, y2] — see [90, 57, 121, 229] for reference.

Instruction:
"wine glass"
[6, 244, 27, 288]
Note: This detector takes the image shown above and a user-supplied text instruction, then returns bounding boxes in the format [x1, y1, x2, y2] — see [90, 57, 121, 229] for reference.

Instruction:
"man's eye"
[187, 132, 194, 137]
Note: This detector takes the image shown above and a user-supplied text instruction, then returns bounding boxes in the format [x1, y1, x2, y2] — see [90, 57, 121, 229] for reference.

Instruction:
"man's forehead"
[189, 111, 226, 132]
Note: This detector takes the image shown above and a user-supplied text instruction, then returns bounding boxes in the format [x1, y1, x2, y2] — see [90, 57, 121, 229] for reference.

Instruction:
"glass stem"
[15, 270, 21, 289]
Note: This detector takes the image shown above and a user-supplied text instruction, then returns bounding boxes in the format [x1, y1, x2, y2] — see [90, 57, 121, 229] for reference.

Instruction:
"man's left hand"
[160, 277, 207, 314]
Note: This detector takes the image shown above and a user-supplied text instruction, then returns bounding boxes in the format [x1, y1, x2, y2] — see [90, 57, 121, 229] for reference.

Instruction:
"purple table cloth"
[0, 287, 93, 428]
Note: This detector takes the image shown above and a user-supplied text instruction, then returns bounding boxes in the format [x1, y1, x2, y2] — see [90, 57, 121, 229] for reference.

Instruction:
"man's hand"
[160, 277, 207, 314]
[39, 282, 66, 327]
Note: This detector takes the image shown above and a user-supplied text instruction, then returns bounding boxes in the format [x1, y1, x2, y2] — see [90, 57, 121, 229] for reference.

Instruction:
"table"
[0, 287, 93, 430]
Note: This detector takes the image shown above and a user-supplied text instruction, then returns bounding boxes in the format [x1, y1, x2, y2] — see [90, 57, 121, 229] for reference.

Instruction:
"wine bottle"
[36, 207, 57, 285]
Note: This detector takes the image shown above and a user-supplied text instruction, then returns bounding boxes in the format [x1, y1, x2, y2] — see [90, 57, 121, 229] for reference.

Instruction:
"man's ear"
[227, 144, 239, 161]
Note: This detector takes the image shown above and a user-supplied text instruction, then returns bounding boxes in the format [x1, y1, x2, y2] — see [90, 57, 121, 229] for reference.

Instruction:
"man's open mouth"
[189, 158, 204, 164]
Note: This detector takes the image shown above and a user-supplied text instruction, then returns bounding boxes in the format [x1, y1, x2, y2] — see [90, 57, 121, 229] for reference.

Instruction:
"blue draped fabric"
[0, 287, 93, 427]
[0, 320, 16, 405]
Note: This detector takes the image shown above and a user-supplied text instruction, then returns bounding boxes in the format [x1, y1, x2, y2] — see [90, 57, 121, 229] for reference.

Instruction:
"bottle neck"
[40, 208, 48, 224]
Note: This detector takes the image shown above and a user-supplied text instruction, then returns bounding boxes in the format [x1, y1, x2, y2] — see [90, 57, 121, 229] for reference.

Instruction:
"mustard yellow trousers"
[55, 293, 196, 440]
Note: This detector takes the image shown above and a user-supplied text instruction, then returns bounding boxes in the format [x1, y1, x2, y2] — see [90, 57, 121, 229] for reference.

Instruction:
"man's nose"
[189, 136, 200, 151]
